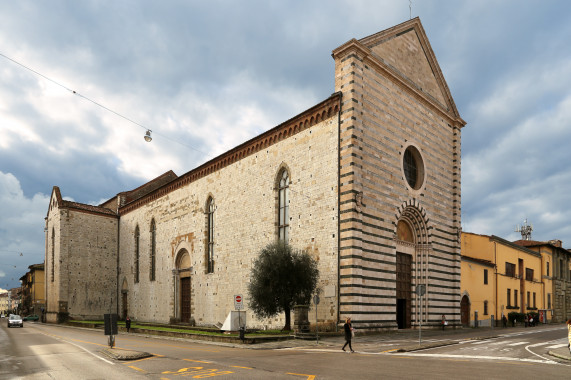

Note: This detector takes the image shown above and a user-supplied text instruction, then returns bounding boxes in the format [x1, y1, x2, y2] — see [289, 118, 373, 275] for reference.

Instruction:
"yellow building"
[461, 233, 544, 327]
[20, 263, 45, 317]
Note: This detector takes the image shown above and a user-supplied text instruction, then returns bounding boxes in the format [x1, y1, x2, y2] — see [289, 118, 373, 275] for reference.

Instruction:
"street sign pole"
[416, 285, 425, 346]
[313, 294, 320, 344]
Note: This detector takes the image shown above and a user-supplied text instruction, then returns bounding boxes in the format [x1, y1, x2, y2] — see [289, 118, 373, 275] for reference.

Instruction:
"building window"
[507, 289, 511, 307]
[533, 292, 536, 308]
[150, 219, 156, 281]
[51, 228, 55, 282]
[525, 268, 533, 281]
[206, 197, 214, 274]
[560, 259, 564, 279]
[135, 225, 140, 283]
[546, 262, 550, 277]
[483, 300, 488, 315]
[526, 291, 530, 308]
[514, 290, 518, 307]
[505, 262, 516, 277]
[547, 293, 551, 309]
[402, 145, 425, 190]
[484, 269, 488, 285]
[278, 169, 290, 241]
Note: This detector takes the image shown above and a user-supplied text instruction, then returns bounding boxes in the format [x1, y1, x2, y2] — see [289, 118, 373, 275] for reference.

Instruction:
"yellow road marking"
[128, 365, 147, 373]
[230, 365, 253, 369]
[183, 359, 213, 363]
[286, 373, 316, 380]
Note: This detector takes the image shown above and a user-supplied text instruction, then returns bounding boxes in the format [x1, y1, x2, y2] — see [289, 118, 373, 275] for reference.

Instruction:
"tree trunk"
[283, 307, 291, 331]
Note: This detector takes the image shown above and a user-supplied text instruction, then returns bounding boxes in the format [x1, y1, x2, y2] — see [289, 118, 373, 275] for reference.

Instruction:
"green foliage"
[247, 241, 319, 329]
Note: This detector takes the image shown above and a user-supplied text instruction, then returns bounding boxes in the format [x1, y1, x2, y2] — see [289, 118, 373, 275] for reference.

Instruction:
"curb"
[100, 348, 153, 361]
[548, 349, 571, 361]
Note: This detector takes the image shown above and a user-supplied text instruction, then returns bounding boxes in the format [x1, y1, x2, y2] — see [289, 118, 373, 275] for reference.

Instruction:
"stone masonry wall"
[63, 210, 118, 320]
[334, 23, 462, 329]
[118, 115, 339, 329]
[45, 189, 118, 323]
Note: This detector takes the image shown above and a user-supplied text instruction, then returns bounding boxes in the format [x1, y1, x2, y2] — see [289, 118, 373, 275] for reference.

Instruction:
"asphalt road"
[1, 321, 570, 379]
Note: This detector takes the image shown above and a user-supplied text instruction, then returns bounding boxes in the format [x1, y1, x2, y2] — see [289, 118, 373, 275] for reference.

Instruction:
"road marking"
[35, 330, 115, 365]
[505, 341, 529, 346]
[184, 359, 213, 363]
[128, 365, 147, 373]
[397, 352, 555, 364]
[286, 373, 315, 380]
[230, 366, 253, 369]
[546, 344, 568, 349]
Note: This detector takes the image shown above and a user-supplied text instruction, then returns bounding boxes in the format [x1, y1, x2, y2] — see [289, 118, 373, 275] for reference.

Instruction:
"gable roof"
[333, 17, 465, 127]
[47, 186, 117, 218]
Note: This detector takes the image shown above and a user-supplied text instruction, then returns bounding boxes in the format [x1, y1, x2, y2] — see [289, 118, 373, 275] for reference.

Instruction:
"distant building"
[20, 263, 45, 317]
[45, 18, 465, 330]
[0, 292, 9, 316]
[461, 232, 570, 326]
[513, 239, 571, 323]
[10, 287, 22, 314]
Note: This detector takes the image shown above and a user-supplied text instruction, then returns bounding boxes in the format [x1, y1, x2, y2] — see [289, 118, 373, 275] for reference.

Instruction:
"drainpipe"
[494, 241, 498, 323]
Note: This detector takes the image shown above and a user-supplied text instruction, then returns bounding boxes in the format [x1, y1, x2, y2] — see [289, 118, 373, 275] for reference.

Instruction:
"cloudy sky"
[1, 0, 570, 291]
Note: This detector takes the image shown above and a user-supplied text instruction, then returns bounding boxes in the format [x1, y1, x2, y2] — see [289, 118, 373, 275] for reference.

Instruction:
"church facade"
[44, 18, 465, 330]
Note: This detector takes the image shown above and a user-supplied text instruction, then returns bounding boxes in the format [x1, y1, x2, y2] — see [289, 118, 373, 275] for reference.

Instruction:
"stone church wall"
[45, 206, 62, 323]
[118, 115, 339, 329]
[334, 21, 463, 329]
[45, 202, 118, 322]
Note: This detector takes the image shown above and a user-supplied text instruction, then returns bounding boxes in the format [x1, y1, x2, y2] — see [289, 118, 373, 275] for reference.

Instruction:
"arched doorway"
[121, 278, 128, 319]
[395, 203, 431, 329]
[175, 249, 192, 324]
[460, 295, 470, 327]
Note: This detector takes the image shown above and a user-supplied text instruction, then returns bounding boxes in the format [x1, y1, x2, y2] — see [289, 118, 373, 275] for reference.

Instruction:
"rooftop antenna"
[515, 219, 533, 240]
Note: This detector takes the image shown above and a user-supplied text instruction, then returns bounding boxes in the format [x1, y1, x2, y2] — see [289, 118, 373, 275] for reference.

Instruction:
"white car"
[7, 314, 23, 328]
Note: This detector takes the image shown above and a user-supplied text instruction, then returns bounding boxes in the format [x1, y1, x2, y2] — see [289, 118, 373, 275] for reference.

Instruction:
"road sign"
[415, 284, 425, 296]
[234, 294, 243, 310]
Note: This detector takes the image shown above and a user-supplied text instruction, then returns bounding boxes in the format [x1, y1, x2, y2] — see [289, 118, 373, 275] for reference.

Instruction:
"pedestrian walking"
[126, 316, 131, 333]
[567, 319, 571, 355]
[441, 314, 447, 330]
[342, 317, 355, 353]
[502, 315, 507, 328]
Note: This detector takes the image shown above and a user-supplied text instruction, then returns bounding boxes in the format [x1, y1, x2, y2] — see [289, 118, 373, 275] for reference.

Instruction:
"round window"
[403, 145, 424, 190]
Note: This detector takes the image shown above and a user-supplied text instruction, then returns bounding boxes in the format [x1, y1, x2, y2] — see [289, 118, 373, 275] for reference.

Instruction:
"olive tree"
[247, 241, 319, 331]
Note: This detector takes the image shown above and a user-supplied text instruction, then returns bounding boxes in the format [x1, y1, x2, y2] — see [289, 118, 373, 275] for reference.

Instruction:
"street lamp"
[144, 130, 152, 142]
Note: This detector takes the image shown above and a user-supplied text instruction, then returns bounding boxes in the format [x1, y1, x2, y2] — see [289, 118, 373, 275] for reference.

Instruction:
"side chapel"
[45, 18, 466, 330]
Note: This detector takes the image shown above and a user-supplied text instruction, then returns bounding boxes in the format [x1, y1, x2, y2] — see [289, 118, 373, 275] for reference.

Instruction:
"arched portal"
[121, 278, 129, 319]
[174, 249, 192, 324]
[460, 295, 471, 327]
[395, 202, 431, 329]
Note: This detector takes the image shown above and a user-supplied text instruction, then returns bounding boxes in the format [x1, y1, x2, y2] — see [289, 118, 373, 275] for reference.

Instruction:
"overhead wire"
[1, 52, 321, 202]
[0, 51, 205, 154]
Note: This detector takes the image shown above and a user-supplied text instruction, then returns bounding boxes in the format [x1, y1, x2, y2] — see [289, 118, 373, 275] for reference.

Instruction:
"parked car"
[23, 314, 39, 321]
[7, 314, 23, 328]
